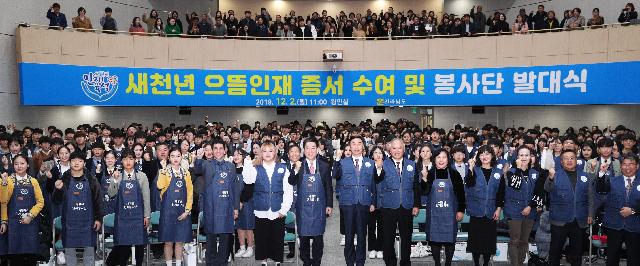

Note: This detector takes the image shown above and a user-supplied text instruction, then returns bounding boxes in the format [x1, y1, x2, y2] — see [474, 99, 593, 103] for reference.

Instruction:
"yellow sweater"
[157, 167, 193, 212]
[0, 175, 45, 221]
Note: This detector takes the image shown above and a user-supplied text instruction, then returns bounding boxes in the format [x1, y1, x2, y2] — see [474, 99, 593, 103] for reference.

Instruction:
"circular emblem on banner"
[438, 181, 445, 188]
[76, 183, 83, 190]
[176, 180, 183, 188]
[277, 167, 285, 174]
[494, 173, 501, 179]
[125, 183, 134, 189]
[20, 189, 28, 195]
[407, 165, 413, 172]
[365, 162, 371, 168]
[581, 176, 587, 183]
[81, 71, 119, 102]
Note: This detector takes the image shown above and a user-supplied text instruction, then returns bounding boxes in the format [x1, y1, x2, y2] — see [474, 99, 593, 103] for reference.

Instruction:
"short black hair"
[596, 138, 614, 148]
[105, 7, 113, 13]
[52, 3, 60, 8]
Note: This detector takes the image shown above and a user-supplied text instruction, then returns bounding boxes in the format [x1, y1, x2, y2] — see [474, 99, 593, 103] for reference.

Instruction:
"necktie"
[310, 163, 315, 175]
[355, 159, 360, 176]
[627, 177, 633, 196]
[396, 162, 401, 176]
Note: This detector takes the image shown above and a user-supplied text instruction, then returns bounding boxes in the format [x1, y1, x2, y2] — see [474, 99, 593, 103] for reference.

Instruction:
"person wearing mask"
[243, 141, 295, 265]
[464, 145, 505, 266]
[157, 147, 193, 266]
[374, 138, 420, 266]
[193, 139, 239, 266]
[52, 151, 102, 265]
[544, 149, 593, 266]
[46, 3, 67, 30]
[503, 146, 543, 266]
[619, 3, 638, 23]
[596, 153, 640, 266]
[100, 7, 117, 34]
[72, 7, 93, 32]
[0, 155, 45, 266]
[289, 138, 333, 266]
[420, 149, 465, 266]
[106, 150, 151, 266]
[333, 137, 376, 266]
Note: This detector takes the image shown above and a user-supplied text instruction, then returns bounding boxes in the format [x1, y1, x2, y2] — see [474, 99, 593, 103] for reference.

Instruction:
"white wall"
[444, 0, 630, 25]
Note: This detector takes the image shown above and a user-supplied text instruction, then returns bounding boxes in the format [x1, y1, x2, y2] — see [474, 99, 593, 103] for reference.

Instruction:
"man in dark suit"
[374, 138, 421, 266]
[85, 142, 106, 181]
[289, 138, 333, 266]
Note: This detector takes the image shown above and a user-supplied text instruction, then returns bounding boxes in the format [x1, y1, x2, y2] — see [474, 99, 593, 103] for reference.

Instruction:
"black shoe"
[286, 251, 295, 259]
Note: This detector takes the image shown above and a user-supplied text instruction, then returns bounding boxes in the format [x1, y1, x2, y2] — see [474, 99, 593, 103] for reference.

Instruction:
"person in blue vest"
[420, 148, 466, 266]
[52, 151, 102, 265]
[464, 145, 505, 266]
[243, 140, 295, 265]
[463, 132, 478, 160]
[503, 146, 544, 266]
[544, 149, 593, 266]
[595, 153, 640, 266]
[289, 137, 333, 266]
[157, 147, 193, 266]
[193, 138, 239, 266]
[106, 149, 151, 266]
[333, 136, 375, 266]
[0, 154, 45, 266]
[374, 138, 421, 266]
[96, 151, 118, 216]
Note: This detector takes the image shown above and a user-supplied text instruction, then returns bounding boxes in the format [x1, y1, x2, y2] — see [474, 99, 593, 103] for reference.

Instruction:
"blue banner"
[18, 61, 640, 106]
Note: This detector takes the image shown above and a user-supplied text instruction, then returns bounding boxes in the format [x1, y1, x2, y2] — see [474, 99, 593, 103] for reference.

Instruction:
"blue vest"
[603, 175, 640, 233]
[549, 169, 590, 225]
[338, 157, 375, 206]
[465, 166, 502, 219]
[379, 159, 415, 209]
[504, 168, 539, 220]
[253, 164, 286, 212]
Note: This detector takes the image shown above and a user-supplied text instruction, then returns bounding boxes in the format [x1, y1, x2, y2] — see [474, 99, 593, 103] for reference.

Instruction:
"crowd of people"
[0, 118, 637, 266]
[44, 3, 640, 39]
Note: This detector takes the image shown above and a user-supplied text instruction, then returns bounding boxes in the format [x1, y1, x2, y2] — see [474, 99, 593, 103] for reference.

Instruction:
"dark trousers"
[381, 207, 413, 266]
[340, 207, 345, 235]
[550, 221, 585, 266]
[368, 208, 383, 251]
[299, 235, 324, 266]
[205, 233, 231, 266]
[343, 204, 370, 266]
[604, 227, 640, 266]
[286, 226, 296, 253]
[106, 245, 145, 266]
[255, 217, 285, 262]
[7, 255, 37, 266]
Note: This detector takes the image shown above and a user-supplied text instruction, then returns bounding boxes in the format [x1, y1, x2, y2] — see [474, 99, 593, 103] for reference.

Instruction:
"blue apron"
[296, 171, 326, 237]
[7, 179, 40, 254]
[101, 171, 116, 215]
[428, 170, 458, 243]
[114, 173, 148, 245]
[150, 174, 162, 212]
[62, 177, 96, 248]
[158, 168, 192, 243]
[203, 164, 234, 234]
[236, 171, 255, 230]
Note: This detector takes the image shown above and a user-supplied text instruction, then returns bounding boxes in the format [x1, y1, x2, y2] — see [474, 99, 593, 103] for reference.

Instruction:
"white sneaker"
[369, 250, 377, 259]
[376, 251, 383, 259]
[228, 254, 232, 262]
[242, 246, 254, 258]
[410, 243, 420, 258]
[419, 244, 430, 257]
[340, 235, 345, 246]
[235, 247, 247, 257]
[57, 252, 66, 265]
